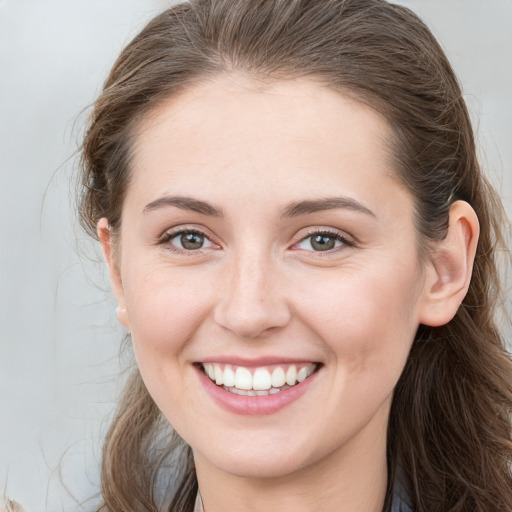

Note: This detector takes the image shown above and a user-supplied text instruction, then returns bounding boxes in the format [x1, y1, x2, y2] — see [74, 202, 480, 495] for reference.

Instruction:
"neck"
[194, 405, 389, 512]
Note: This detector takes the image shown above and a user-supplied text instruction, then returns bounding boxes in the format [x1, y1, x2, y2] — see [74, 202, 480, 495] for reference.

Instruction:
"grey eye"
[181, 232, 204, 250]
[169, 231, 214, 251]
[296, 233, 345, 252]
[310, 234, 336, 251]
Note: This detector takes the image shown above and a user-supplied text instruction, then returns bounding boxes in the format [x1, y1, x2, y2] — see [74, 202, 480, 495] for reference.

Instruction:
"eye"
[162, 229, 216, 252]
[294, 231, 351, 252]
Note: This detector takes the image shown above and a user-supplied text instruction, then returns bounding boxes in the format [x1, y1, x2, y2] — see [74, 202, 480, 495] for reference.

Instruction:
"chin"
[213, 454, 309, 480]
[192, 433, 328, 481]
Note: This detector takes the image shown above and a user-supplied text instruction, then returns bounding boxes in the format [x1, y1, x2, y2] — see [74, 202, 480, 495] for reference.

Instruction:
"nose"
[214, 249, 291, 339]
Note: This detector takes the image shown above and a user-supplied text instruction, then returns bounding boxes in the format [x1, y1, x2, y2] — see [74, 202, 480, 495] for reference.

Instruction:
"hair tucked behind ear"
[78, 1, 511, 510]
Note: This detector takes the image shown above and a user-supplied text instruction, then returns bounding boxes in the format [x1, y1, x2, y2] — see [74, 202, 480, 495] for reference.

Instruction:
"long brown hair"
[78, 1, 512, 510]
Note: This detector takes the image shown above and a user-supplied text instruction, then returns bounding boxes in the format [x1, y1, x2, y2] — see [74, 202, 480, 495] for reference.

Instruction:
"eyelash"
[158, 228, 355, 254]
[158, 228, 218, 254]
[293, 229, 355, 253]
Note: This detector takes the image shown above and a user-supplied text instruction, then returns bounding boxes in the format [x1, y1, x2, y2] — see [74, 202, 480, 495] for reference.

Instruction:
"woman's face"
[108, 75, 432, 479]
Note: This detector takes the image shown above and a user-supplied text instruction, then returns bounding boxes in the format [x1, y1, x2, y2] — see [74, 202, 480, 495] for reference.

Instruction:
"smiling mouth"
[201, 362, 319, 396]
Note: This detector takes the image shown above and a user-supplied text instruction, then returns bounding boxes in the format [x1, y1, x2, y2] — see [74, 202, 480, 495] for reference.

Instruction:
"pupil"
[181, 232, 203, 250]
[312, 234, 335, 251]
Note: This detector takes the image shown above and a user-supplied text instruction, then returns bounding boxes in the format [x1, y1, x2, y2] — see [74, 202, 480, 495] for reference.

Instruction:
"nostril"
[213, 297, 291, 339]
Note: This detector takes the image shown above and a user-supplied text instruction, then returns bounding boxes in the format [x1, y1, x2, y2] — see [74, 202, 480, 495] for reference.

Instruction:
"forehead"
[127, 74, 402, 213]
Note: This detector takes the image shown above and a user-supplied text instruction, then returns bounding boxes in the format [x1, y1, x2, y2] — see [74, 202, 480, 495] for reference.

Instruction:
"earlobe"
[115, 304, 131, 331]
[419, 201, 480, 327]
[97, 218, 131, 330]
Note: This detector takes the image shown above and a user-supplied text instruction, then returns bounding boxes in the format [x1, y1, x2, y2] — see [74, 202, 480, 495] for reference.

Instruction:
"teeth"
[271, 367, 286, 387]
[252, 368, 272, 390]
[205, 363, 215, 380]
[214, 365, 224, 385]
[235, 367, 253, 390]
[223, 365, 235, 387]
[285, 365, 297, 386]
[297, 366, 309, 382]
[223, 385, 292, 396]
[204, 363, 317, 394]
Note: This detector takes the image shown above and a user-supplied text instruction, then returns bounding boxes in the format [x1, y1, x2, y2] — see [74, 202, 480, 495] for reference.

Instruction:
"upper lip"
[197, 356, 320, 366]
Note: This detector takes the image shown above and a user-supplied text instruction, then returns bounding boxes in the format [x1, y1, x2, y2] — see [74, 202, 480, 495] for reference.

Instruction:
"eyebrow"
[143, 195, 224, 216]
[142, 195, 375, 218]
[281, 197, 376, 218]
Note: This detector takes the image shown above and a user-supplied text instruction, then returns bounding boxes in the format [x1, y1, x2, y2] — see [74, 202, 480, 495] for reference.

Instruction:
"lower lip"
[196, 366, 319, 416]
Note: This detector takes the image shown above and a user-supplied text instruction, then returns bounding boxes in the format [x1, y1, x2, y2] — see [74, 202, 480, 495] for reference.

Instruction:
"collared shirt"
[193, 493, 203, 512]
[193, 490, 413, 511]
[391, 490, 413, 512]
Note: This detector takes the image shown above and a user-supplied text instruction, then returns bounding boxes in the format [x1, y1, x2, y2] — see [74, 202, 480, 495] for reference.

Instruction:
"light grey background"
[0, 1, 510, 510]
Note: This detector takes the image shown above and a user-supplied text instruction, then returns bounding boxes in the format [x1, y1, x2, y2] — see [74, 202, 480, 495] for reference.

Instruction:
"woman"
[78, 0, 512, 511]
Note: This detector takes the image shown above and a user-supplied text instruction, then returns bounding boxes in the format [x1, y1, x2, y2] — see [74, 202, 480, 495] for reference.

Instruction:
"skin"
[99, 75, 479, 512]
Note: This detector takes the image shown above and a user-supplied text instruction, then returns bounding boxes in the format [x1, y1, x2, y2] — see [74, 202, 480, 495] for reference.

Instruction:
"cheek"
[121, 265, 215, 429]
[293, 260, 422, 368]
[123, 264, 213, 359]
[290, 263, 422, 444]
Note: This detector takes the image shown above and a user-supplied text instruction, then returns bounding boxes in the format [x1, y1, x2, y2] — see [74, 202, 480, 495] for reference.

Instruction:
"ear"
[97, 218, 131, 330]
[418, 201, 480, 327]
